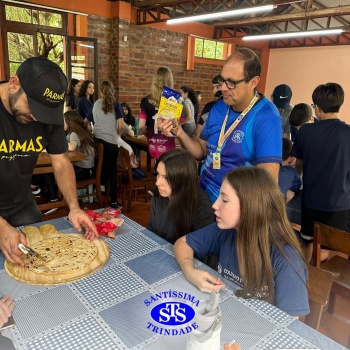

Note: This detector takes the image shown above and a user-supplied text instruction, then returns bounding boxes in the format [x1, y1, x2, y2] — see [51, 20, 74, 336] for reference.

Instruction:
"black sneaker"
[111, 202, 122, 210]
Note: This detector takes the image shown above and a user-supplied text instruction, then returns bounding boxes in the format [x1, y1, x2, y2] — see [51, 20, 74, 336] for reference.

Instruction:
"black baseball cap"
[16, 57, 67, 125]
[272, 84, 292, 110]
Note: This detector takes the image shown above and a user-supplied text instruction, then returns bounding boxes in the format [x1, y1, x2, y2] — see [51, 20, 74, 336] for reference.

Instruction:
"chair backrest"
[313, 222, 350, 267]
[119, 146, 133, 187]
[305, 265, 334, 330]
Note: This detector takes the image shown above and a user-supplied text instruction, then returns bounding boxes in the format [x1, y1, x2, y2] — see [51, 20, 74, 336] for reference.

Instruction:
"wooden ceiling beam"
[134, 0, 304, 10]
[134, 0, 189, 8]
[213, 5, 350, 27]
[306, 0, 314, 9]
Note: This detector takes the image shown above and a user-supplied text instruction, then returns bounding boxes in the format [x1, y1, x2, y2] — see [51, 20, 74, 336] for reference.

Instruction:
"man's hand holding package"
[157, 118, 183, 138]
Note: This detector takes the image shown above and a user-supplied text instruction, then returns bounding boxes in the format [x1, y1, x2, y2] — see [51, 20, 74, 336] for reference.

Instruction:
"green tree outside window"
[5, 4, 65, 75]
[195, 38, 224, 60]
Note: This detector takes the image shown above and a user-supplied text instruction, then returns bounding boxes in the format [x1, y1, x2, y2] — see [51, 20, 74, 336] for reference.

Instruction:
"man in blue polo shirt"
[159, 47, 282, 202]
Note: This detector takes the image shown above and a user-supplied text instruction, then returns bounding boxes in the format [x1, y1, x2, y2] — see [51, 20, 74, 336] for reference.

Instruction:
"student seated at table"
[174, 167, 309, 318]
[121, 102, 136, 129]
[148, 148, 215, 245]
[64, 110, 95, 181]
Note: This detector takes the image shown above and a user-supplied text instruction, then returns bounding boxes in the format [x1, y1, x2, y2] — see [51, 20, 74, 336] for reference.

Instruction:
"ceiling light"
[167, 5, 274, 25]
[243, 28, 344, 41]
[79, 44, 95, 48]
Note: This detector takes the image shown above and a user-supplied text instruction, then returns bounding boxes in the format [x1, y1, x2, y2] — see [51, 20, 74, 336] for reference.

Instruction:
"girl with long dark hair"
[78, 80, 94, 125]
[65, 78, 82, 111]
[121, 102, 136, 128]
[148, 148, 214, 244]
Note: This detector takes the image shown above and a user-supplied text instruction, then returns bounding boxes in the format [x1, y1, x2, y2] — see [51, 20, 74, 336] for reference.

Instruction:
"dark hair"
[289, 103, 313, 127]
[121, 102, 135, 125]
[196, 90, 201, 96]
[227, 47, 261, 78]
[67, 78, 80, 96]
[312, 82, 344, 113]
[212, 74, 221, 84]
[224, 167, 306, 304]
[180, 86, 199, 105]
[79, 80, 94, 102]
[64, 110, 95, 154]
[282, 137, 292, 161]
[155, 148, 199, 240]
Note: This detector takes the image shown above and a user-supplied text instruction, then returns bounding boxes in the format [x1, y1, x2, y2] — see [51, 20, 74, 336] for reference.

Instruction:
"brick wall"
[88, 16, 223, 117]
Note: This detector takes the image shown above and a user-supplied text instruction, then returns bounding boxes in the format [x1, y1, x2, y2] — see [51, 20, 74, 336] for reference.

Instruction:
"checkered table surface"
[0, 215, 346, 350]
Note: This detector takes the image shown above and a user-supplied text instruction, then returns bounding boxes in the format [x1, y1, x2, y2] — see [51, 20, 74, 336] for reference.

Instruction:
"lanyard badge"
[213, 93, 259, 170]
[213, 153, 221, 169]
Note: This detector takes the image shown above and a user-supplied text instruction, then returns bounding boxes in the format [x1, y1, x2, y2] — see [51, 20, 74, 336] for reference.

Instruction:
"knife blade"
[18, 243, 46, 262]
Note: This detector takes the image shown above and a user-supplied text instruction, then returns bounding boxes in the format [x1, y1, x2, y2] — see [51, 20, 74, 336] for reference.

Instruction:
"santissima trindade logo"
[144, 290, 199, 336]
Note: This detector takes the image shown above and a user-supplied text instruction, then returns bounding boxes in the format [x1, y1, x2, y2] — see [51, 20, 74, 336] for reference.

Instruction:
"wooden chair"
[119, 147, 155, 212]
[305, 265, 334, 330]
[312, 222, 350, 315]
[75, 143, 104, 207]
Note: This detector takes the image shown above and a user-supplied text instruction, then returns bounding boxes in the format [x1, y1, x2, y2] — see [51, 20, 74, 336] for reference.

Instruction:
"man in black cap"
[272, 84, 293, 139]
[0, 57, 98, 266]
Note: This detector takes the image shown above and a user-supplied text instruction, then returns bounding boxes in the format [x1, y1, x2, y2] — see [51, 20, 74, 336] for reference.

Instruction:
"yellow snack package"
[158, 86, 183, 135]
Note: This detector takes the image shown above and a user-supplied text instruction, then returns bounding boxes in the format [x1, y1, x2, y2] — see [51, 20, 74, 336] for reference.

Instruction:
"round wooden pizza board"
[5, 224, 110, 286]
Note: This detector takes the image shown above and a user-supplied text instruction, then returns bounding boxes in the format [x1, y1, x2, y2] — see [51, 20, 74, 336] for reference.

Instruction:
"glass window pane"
[203, 40, 216, 59]
[78, 68, 95, 83]
[5, 5, 32, 23]
[38, 11, 62, 28]
[195, 38, 204, 57]
[9, 62, 21, 77]
[32, 10, 39, 25]
[7, 32, 33, 61]
[215, 42, 224, 59]
[37, 32, 64, 70]
[70, 41, 96, 69]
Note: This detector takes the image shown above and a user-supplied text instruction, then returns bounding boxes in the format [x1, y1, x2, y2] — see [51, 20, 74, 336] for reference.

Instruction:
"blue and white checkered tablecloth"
[0, 215, 346, 350]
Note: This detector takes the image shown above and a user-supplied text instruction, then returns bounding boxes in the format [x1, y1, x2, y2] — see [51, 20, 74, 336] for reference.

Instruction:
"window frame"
[186, 35, 233, 70]
[0, 1, 67, 79]
[195, 37, 227, 60]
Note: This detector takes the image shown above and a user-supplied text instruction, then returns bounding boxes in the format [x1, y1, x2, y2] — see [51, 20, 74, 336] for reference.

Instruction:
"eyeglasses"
[311, 103, 316, 108]
[218, 75, 251, 90]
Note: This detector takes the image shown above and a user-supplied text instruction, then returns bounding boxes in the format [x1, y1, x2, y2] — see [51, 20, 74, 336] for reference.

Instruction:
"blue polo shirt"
[200, 96, 282, 202]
